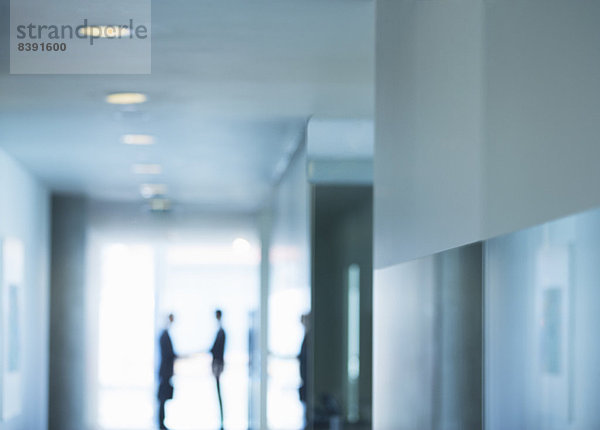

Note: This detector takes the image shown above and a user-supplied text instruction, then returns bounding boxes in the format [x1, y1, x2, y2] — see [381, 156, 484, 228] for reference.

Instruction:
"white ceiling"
[0, 0, 374, 212]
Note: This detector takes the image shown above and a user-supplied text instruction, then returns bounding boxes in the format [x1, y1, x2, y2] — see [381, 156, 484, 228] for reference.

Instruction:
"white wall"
[486, 206, 600, 429]
[483, 1, 600, 238]
[0, 149, 50, 430]
[375, 0, 600, 268]
[375, 0, 484, 268]
[374, 2, 600, 428]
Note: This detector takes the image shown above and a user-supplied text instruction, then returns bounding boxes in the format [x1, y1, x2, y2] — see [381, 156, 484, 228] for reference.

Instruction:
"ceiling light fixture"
[121, 134, 155, 145]
[140, 183, 167, 199]
[78, 25, 132, 38]
[132, 163, 162, 175]
[106, 92, 147, 105]
[149, 198, 171, 212]
[232, 237, 251, 254]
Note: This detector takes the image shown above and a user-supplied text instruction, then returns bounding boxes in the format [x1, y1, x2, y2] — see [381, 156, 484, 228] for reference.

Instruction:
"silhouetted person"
[211, 309, 226, 429]
[158, 314, 177, 430]
[298, 313, 311, 429]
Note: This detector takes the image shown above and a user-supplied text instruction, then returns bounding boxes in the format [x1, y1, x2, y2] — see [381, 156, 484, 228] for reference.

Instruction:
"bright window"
[97, 244, 156, 430]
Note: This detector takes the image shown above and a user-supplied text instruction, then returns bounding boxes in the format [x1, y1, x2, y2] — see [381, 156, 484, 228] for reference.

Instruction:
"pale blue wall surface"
[375, 0, 600, 268]
[486, 206, 600, 429]
[0, 149, 50, 430]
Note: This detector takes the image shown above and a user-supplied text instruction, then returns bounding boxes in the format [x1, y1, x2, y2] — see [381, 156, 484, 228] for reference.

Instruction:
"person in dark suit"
[210, 309, 226, 429]
[158, 313, 177, 430]
[298, 313, 311, 429]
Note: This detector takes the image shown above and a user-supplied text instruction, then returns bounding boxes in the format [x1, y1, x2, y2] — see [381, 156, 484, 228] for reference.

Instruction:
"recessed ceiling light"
[232, 237, 251, 253]
[121, 134, 155, 145]
[106, 92, 147, 105]
[78, 26, 131, 38]
[149, 198, 171, 212]
[132, 164, 162, 175]
[140, 183, 167, 199]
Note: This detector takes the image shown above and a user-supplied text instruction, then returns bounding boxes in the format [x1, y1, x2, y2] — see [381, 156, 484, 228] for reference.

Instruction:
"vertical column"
[436, 243, 483, 430]
[373, 243, 483, 430]
[258, 209, 271, 430]
[48, 195, 87, 430]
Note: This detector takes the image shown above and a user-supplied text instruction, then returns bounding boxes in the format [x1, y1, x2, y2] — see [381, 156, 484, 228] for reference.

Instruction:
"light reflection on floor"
[166, 355, 304, 430]
[166, 353, 248, 430]
[99, 355, 304, 430]
[267, 357, 304, 430]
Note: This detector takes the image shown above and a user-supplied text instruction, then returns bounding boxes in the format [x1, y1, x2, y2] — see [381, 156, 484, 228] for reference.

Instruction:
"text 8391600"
[17, 42, 67, 52]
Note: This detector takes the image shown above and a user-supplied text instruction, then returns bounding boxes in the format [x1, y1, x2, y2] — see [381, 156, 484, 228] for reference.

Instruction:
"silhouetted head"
[215, 309, 222, 321]
[301, 312, 311, 330]
[167, 313, 175, 326]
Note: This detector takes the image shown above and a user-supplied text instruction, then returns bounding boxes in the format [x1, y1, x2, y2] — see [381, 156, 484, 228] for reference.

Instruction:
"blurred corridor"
[3, 1, 600, 430]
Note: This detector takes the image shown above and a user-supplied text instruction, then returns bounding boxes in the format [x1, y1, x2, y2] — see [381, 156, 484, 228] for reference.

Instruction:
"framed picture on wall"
[536, 245, 572, 424]
[1, 238, 24, 421]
